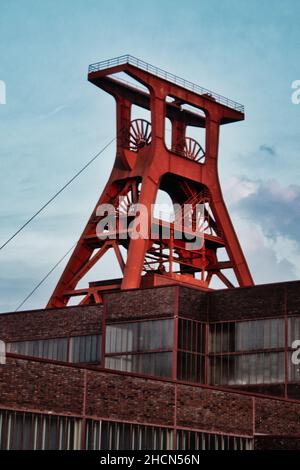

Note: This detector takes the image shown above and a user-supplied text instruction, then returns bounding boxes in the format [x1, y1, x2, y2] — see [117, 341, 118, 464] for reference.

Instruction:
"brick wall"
[176, 384, 253, 435]
[209, 282, 288, 322]
[178, 287, 208, 321]
[104, 286, 177, 323]
[86, 370, 175, 426]
[255, 397, 300, 435]
[3, 281, 300, 343]
[2, 355, 300, 441]
[0, 305, 102, 342]
[0, 357, 84, 415]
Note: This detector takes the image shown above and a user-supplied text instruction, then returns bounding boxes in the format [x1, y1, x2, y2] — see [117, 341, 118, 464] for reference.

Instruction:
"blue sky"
[1, 0, 300, 312]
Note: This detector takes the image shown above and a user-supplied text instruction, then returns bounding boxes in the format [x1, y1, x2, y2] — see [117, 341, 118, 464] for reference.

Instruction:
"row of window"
[6, 319, 300, 357]
[209, 352, 285, 386]
[86, 420, 172, 450]
[105, 350, 300, 385]
[7, 334, 101, 364]
[104, 320, 207, 380]
[0, 410, 253, 450]
[5, 317, 300, 385]
[87, 421, 253, 450]
[0, 411, 81, 450]
[210, 317, 300, 354]
[177, 430, 253, 450]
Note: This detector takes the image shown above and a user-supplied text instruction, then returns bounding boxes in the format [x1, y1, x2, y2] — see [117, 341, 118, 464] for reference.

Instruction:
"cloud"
[236, 144, 279, 174]
[223, 171, 300, 284]
[223, 176, 257, 205]
[258, 144, 277, 157]
[237, 223, 298, 283]
[38, 104, 69, 120]
[235, 178, 300, 245]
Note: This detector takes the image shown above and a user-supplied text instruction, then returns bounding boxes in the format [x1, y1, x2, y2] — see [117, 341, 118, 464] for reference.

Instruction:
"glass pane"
[84, 336, 92, 362]
[288, 317, 300, 346]
[289, 350, 300, 381]
[104, 352, 172, 378]
[105, 320, 173, 354]
[90, 335, 97, 362]
[210, 319, 285, 354]
[209, 352, 285, 385]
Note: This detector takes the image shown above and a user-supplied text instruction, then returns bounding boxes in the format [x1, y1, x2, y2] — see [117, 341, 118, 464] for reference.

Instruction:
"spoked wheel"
[116, 180, 141, 217]
[184, 137, 205, 162]
[129, 119, 151, 151]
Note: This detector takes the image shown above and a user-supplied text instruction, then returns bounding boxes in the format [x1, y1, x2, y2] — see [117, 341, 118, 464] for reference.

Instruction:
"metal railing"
[88, 55, 244, 113]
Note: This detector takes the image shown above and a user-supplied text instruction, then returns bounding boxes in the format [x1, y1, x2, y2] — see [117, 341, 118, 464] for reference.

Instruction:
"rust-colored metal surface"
[47, 55, 253, 307]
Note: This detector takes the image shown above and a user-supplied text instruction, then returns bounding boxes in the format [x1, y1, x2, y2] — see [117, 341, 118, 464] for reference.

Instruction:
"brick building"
[1, 56, 299, 451]
[1, 281, 300, 450]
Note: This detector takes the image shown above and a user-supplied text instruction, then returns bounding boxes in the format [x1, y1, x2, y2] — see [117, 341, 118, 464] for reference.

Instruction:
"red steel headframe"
[47, 55, 253, 307]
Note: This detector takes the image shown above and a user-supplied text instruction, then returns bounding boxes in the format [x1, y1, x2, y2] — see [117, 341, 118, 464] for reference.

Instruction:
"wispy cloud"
[236, 223, 298, 283]
[259, 144, 276, 156]
[235, 178, 300, 245]
[38, 104, 69, 120]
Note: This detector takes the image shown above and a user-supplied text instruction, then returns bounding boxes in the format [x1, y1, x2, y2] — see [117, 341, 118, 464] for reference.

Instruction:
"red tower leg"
[47, 55, 253, 308]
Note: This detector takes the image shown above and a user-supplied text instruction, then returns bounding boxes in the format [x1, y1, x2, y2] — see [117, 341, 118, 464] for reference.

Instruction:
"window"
[105, 352, 172, 378]
[105, 319, 173, 378]
[177, 351, 205, 383]
[177, 430, 253, 450]
[178, 318, 205, 353]
[209, 352, 285, 386]
[69, 335, 101, 363]
[106, 319, 173, 354]
[288, 317, 300, 346]
[0, 410, 81, 450]
[288, 317, 300, 381]
[209, 319, 285, 386]
[209, 319, 285, 354]
[177, 318, 205, 383]
[7, 338, 68, 361]
[7, 334, 101, 364]
[86, 420, 173, 450]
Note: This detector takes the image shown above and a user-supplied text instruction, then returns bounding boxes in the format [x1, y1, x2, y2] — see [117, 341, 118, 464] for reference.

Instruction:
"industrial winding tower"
[2, 56, 300, 452]
[48, 55, 253, 308]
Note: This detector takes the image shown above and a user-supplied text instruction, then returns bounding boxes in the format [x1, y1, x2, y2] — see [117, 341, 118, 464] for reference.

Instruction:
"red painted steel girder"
[47, 56, 253, 308]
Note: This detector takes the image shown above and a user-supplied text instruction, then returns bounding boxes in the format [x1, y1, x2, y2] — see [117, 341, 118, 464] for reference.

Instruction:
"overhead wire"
[0, 136, 116, 251]
[15, 243, 76, 312]
[8, 135, 116, 310]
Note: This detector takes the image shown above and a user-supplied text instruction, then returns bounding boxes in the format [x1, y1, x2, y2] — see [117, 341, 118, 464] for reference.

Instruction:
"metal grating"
[88, 54, 244, 113]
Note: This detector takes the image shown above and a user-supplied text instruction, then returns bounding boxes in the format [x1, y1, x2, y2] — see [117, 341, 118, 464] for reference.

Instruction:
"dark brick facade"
[104, 285, 177, 322]
[209, 282, 287, 322]
[86, 370, 175, 425]
[1, 354, 300, 448]
[176, 385, 252, 435]
[3, 280, 300, 340]
[178, 287, 208, 321]
[255, 397, 300, 435]
[0, 304, 102, 342]
[0, 357, 84, 415]
[2, 281, 300, 449]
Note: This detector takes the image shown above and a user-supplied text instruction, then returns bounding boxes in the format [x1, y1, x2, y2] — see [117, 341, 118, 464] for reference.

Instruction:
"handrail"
[88, 55, 244, 113]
